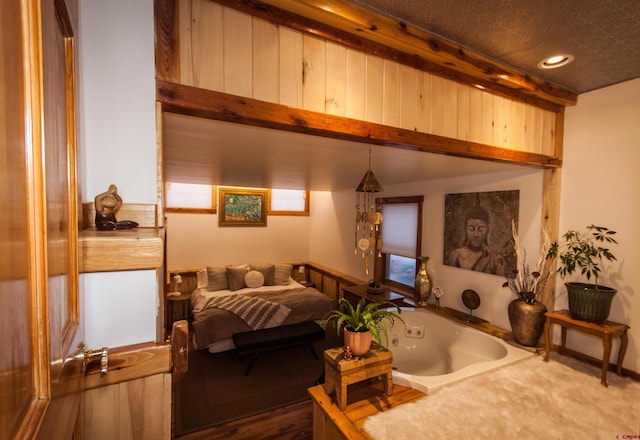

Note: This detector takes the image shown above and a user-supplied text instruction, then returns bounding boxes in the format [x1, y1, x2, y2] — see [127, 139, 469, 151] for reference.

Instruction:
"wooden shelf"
[79, 227, 164, 273]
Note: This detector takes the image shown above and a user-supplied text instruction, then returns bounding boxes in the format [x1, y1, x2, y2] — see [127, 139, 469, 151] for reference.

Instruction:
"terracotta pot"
[343, 327, 372, 356]
[508, 298, 547, 347]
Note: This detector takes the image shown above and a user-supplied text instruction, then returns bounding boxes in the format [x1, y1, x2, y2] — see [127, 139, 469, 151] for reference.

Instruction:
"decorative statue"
[94, 184, 138, 230]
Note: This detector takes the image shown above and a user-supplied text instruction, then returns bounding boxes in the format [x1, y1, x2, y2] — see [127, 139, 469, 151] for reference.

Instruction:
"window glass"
[165, 182, 216, 212]
[269, 189, 309, 215]
[387, 254, 417, 287]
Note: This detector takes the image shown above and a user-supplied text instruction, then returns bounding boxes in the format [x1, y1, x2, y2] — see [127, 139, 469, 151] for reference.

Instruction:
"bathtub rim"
[388, 306, 536, 395]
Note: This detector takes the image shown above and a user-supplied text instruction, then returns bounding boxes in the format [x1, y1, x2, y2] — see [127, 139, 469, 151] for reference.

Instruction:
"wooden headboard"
[166, 262, 365, 301]
[166, 264, 307, 295]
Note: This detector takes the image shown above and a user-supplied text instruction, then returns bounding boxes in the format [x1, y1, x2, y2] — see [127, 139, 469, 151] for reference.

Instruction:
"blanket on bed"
[199, 294, 291, 330]
[191, 286, 333, 351]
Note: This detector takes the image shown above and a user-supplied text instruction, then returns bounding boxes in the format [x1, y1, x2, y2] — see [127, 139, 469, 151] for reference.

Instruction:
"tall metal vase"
[415, 256, 433, 306]
[508, 296, 547, 347]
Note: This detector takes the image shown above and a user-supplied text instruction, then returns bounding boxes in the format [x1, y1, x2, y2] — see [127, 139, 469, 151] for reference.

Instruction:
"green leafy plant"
[547, 225, 618, 287]
[323, 297, 405, 346]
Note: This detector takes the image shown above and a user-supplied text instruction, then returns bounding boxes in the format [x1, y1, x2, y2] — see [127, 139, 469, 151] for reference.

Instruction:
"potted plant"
[503, 221, 553, 346]
[547, 225, 618, 323]
[324, 297, 405, 356]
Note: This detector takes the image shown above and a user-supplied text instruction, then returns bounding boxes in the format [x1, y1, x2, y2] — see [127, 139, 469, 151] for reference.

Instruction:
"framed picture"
[219, 187, 268, 227]
[443, 190, 519, 276]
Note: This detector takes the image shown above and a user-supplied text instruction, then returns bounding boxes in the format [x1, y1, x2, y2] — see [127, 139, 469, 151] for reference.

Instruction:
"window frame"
[164, 182, 217, 214]
[267, 189, 310, 216]
[374, 195, 424, 292]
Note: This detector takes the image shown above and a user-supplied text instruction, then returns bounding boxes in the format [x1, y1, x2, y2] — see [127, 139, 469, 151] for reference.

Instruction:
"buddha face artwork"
[443, 190, 519, 277]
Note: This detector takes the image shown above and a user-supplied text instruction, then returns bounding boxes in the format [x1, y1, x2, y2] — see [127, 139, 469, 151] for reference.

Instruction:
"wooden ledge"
[79, 227, 164, 273]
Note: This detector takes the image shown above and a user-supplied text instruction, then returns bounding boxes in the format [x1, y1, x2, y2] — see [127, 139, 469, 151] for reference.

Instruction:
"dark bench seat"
[233, 321, 325, 375]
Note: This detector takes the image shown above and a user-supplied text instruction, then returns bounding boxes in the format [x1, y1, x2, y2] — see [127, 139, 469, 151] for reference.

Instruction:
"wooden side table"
[322, 342, 393, 410]
[167, 293, 192, 327]
[543, 309, 629, 386]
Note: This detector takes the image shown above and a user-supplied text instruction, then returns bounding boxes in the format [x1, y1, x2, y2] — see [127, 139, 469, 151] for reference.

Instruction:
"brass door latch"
[79, 343, 109, 376]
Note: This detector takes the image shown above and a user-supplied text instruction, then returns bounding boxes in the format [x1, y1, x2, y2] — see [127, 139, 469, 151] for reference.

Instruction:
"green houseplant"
[324, 297, 405, 356]
[547, 225, 618, 323]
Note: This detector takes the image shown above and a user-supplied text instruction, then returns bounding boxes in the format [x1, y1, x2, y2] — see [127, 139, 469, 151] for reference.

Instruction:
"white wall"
[311, 168, 545, 332]
[560, 78, 639, 372]
[77, 0, 158, 348]
[166, 212, 312, 268]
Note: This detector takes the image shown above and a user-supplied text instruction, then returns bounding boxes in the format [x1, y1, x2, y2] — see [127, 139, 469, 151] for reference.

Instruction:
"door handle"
[79, 343, 109, 376]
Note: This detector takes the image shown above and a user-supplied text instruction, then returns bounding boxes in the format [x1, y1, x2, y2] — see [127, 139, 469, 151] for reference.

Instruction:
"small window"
[375, 196, 423, 290]
[165, 182, 216, 213]
[268, 189, 310, 216]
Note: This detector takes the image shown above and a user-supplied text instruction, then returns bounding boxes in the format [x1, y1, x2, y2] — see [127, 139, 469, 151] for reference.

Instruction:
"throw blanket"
[200, 294, 291, 330]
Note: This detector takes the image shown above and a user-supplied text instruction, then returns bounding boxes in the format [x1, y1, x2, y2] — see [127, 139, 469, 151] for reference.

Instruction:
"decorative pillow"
[227, 265, 250, 291]
[244, 270, 265, 288]
[273, 263, 293, 286]
[207, 266, 229, 291]
[250, 264, 275, 286]
[196, 268, 208, 289]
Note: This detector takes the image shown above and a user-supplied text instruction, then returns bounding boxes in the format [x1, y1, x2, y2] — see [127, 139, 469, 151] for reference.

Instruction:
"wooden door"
[0, 0, 81, 438]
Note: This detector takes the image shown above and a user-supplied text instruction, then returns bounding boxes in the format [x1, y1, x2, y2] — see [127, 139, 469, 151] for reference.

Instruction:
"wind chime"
[354, 149, 383, 275]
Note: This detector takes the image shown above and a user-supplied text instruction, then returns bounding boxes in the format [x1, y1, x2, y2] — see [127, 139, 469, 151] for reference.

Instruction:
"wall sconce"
[169, 274, 182, 297]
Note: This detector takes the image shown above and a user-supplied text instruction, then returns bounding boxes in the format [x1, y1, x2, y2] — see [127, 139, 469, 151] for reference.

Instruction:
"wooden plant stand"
[543, 309, 630, 387]
[322, 342, 393, 410]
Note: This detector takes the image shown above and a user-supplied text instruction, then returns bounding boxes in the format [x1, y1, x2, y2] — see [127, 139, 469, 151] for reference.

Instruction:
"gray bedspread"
[191, 287, 333, 350]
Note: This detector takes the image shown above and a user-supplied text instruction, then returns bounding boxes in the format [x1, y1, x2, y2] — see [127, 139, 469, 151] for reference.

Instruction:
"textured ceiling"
[355, 0, 640, 94]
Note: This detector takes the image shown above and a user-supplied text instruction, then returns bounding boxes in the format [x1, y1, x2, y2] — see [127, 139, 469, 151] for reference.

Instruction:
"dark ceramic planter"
[566, 282, 617, 323]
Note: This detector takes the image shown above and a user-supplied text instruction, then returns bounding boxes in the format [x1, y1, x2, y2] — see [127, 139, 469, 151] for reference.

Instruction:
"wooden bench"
[233, 321, 325, 375]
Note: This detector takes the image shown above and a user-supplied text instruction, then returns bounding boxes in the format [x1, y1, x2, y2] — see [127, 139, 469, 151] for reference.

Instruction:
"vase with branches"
[503, 221, 553, 346]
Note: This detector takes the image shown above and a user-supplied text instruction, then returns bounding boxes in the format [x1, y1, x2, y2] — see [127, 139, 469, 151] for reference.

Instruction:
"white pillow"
[196, 269, 208, 289]
[244, 270, 265, 288]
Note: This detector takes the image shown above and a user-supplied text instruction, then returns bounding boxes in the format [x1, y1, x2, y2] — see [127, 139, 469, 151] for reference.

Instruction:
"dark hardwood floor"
[174, 399, 313, 440]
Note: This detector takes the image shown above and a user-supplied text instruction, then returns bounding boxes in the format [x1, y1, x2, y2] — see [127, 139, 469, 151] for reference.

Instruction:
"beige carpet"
[363, 353, 640, 440]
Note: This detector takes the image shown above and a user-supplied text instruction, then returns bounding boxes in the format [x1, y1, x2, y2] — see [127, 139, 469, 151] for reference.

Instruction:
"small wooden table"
[167, 293, 192, 327]
[543, 309, 629, 387]
[323, 342, 393, 410]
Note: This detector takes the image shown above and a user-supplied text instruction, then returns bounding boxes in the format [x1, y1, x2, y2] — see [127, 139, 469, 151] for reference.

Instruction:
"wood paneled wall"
[175, 0, 557, 156]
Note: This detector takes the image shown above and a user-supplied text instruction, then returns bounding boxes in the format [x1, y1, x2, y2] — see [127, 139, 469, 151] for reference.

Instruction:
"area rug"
[363, 353, 640, 440]
[175, 333, 341, 436]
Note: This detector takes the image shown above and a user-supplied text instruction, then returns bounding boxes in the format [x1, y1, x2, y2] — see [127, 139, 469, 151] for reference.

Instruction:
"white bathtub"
[388, 308, 533, 395]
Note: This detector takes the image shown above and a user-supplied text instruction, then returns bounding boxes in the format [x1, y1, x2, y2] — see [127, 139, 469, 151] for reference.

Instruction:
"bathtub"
[388, 308, 533, 395]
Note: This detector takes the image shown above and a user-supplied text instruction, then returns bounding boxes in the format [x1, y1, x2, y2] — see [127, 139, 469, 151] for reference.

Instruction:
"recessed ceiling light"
[538, 54, 574, 69]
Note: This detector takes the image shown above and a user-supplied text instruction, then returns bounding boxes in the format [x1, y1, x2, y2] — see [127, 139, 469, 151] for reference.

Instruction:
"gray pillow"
[227, 265, 249, 291]
[250, 264, 275, 286]
[273, 263, 292, 286]
[206, 266, 229, 291]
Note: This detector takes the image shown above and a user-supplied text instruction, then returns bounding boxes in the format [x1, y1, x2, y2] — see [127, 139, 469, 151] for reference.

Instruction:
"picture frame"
[443, 190, 519, 276]
[219, 187, 268, 227]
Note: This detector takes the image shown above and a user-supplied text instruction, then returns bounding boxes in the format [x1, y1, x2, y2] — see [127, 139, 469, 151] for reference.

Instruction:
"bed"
[190, 264, 333, 352]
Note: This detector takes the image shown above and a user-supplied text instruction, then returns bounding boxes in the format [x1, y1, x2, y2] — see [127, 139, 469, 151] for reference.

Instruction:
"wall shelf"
[79, 227, 164, 273]
[79, 202, 163, 273]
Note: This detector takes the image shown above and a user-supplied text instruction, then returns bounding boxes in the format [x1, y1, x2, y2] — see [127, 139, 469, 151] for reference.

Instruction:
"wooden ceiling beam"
[217, 0, 576, 108]
[157, 79, 562, 169]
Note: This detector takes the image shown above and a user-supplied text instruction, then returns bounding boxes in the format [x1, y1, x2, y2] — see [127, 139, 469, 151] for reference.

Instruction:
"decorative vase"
[414, 256, 433, 306]
[343, 327, 372, 356]
[565, 282, 617, 323]
[508, 296, 547, 347]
